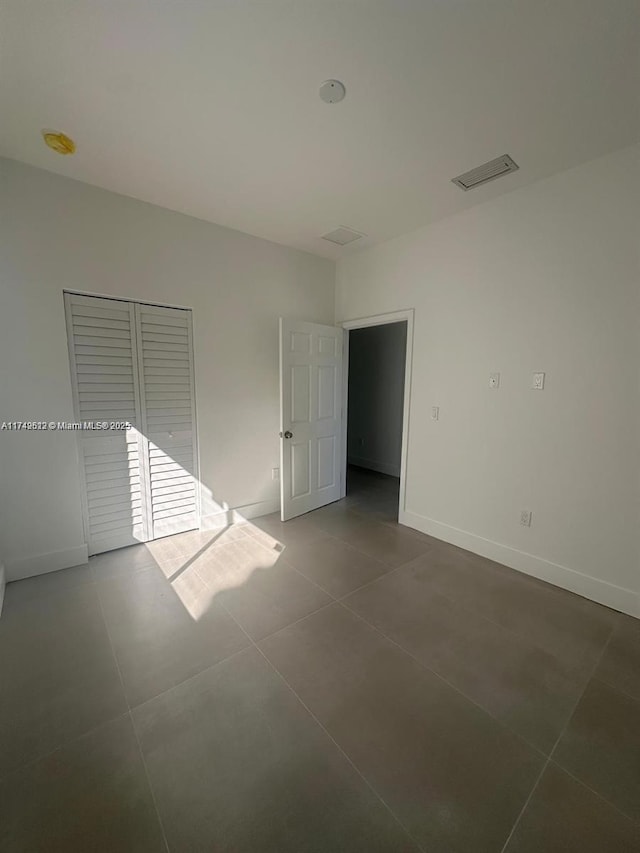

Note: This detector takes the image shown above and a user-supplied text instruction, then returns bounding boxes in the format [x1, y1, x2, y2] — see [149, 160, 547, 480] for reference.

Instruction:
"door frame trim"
[339, 309, 414, 524]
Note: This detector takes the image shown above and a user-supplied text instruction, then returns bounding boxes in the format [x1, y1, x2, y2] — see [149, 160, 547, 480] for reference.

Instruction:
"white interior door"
[279, 318, 343, 521]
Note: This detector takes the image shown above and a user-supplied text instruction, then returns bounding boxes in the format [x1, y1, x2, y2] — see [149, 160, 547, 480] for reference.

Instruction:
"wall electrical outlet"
[532, 372, 545, 390]
[489, 372, 500, 389]
[271, 467, 280, 481]
[431, 406, 439, 421]
[520, 510, 532, 527]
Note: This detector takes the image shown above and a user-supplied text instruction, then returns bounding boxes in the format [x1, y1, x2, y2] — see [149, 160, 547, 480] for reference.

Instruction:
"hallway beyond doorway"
[345, 464, 400, 525]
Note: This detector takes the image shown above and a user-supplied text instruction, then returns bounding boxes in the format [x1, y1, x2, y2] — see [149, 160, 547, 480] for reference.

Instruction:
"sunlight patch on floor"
[147, 522, 286, 621]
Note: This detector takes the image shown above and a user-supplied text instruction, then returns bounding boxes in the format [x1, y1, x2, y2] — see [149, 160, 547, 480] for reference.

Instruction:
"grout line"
[255, 645, 429, 852]
[212, 593, 427, 853]
[498, 622, 617, 852]
[546, 759, 640, 826]
[0, 711, 131, 787]
[125, 645, 252, 715]
[497, 759, 550, 853]
[589, 673, 640, 706]
[127, 711, 171, 853]
[547, 625, 615, 762]
[337, 598, 548, 760]
[306, 523, 436, 577]
[337, 544, 619, 678]
[252, 599, 338, 644]
[277, 556, 340, 601]
[94, 580, 171, 853]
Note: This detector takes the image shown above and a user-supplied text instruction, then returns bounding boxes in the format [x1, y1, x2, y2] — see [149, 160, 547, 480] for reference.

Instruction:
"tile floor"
[0, 467, 638, 851]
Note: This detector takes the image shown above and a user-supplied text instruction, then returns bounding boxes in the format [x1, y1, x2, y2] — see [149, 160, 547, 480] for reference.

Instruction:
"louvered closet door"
[65, 294, 199, 555]
[65, 293, 150, 554]
[135, 303, 199, 539]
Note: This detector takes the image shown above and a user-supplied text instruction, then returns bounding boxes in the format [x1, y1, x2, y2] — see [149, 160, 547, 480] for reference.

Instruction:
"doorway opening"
[341, 310, 413, 525]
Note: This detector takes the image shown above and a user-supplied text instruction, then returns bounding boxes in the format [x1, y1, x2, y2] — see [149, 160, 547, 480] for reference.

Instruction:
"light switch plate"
[532, 372, 545, 390]
[489, 372, 500, 389]
[431, 406, 439, 421]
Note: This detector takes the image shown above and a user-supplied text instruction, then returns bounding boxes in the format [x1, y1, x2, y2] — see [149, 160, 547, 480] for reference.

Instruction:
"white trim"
[402, 509, 640, 619]
[201, 497, 280, 529]
[340, 309, 414, 519]
[0, 561, 5, 617]
[6, 545, 89, 583]
[63, 292, 92, 550]
[63, 288, 195, 312]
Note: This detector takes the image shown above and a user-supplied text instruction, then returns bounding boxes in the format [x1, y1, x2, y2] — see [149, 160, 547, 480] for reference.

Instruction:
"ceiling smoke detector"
[451, 154, 519, 190]
[321, 226, 365, 246]
[319, 80, 346, 104]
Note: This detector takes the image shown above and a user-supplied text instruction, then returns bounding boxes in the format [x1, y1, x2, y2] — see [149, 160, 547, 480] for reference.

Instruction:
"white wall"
[337, 145, 640, 618]
[0, 158, 334, 580]
[347, 323, 407, 477]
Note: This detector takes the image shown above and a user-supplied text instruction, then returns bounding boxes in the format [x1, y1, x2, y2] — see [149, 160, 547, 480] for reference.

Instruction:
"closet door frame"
[64, 290, 201, 552]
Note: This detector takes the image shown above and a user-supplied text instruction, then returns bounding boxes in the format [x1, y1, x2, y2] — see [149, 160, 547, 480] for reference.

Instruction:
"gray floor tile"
[97, 566, 249, 707]
[349, 494, 400, 524]
[553, 678, 640, 821]
[504, 762, 640, 853]
[3, 484, 634, 849]
[143, 525, 250, 571]
[0, 715, 166, 853]
[400, 545, 616, 667]
[189, 536, 333, 640]
[260, 604, 543, 853]
[132, 647, 420, 853]
[594, 613, 640, 701]
[282, 535, 390, 597]
[89, 542, 160, 581]
[215, 564, 332, 640]
[307, 502, 375, 539]
[344, 567, 590, 752]
[338, 518, 434, 567]
[0, 585, 127, 777]
[4, 563, 93, 608]
[247, 513, 326, 547]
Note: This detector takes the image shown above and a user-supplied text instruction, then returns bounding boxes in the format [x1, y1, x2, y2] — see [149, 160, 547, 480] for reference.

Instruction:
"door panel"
[136, 303, 199, 540]
[65, 294, 150, 555]
[279, 318, 343, 520]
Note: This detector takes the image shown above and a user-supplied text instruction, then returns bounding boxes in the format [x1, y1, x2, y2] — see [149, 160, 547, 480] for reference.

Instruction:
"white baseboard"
[201, 497, 280, 530]
[6, 544, 89, 583]
[0, 561, 5, 617]
[348, 456, 400, 478]
[400, 510, 639, 619]
[5, 500, 279, 583]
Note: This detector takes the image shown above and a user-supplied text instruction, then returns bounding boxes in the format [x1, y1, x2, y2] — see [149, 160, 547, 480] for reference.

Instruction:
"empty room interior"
[0, 2, 639, 851]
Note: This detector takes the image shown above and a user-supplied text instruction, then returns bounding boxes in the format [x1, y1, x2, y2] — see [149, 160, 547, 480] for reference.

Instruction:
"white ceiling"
[1, 0, 638, 258]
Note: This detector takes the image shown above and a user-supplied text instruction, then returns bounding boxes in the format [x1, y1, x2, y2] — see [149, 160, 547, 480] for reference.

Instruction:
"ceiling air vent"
[452, 154, 519, 191]
[321, 226, 365, 246]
